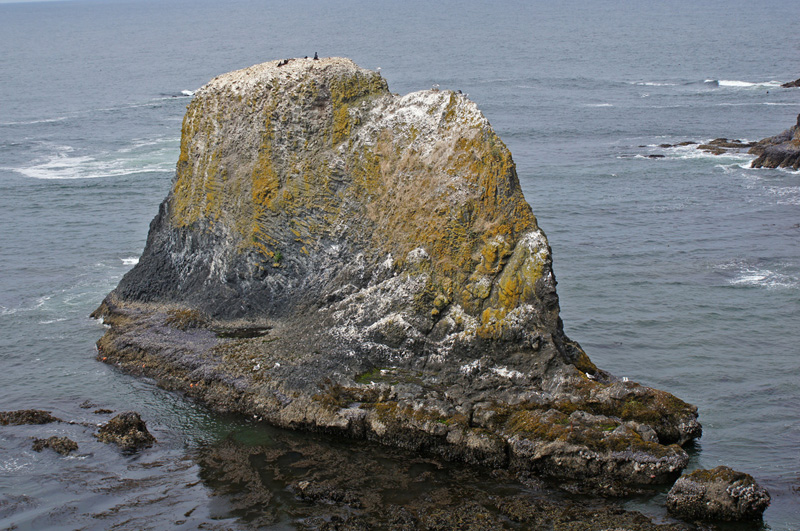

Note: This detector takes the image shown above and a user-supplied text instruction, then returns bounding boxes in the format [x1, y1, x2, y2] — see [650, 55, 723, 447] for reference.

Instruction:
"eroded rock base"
[95, 298, 701, 494]
[197, 431, 692, 530]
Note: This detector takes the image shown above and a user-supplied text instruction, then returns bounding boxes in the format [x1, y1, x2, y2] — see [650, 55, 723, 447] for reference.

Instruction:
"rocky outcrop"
[94, 57, 701, 490]
[666, 466, 770, 521]
[750, 114, 800, 170]
[32, 436, 78, 456]
[781, 77, 800, 88]
[95, 412, 156, 452]
[0, 410, 61, 425]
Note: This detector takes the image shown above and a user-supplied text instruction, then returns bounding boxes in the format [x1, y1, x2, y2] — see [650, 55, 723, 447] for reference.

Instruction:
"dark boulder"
[0, 409, 61, 425]
[666, 466, 770, 521]
[781, 77, 800, 88]
[96, 411, 156, 452]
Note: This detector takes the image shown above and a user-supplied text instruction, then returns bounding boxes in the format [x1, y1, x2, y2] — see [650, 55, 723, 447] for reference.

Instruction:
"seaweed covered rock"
[32, 436, 78, 456]
[749, 113, 800, 170]
[666, 466, 770, 521]
[94, 57, 701, 489]
[96, 412, 156, 452]
[0, 410, 61, 425]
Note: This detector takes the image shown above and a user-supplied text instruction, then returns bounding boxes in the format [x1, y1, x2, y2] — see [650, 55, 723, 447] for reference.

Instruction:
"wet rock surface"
[0, 409, 62, 425]
[781, 77, 800, 88]
[666, 466, 771, 522]
[656, 138, 755, 156]
[196, 431, 692, 530]
[749, 113, 800, 170]
[95, 411, 156, 452]
[94, 57, 701, 490]
[32, 436, 78, 456]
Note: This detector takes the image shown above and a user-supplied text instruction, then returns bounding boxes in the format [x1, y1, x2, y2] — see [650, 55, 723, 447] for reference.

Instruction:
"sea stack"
[94, 57, 701, 490]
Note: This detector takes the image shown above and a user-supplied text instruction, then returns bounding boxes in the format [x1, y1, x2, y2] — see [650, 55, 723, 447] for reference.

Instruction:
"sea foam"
[705, 79, 782, 88]
[11, 139, 178, 180]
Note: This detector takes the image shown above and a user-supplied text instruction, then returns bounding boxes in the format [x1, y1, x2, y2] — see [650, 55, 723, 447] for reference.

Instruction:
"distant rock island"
[94, 57, 702, 493]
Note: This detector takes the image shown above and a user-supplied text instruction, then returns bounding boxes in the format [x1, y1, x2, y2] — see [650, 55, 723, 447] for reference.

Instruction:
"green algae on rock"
[93, 57, 701, 490]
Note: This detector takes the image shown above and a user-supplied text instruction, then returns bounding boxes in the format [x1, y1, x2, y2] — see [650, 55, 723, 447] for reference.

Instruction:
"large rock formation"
[94, 57, 701, 490]
[749, 113, 800, 170]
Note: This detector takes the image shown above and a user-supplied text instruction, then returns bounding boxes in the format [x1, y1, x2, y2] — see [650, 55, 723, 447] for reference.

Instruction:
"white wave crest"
[181, 90, 195, 96]
[9, 139, 179, 180]
[0, 116, 68, 127]
[706, 79, 782, 88]
[730, 268, 798, 289]
[586, 103, 613, 107]
[121, 257, 140, 265]
[39, 317, 68, 324]
[717, 260, 799, 290]
[632, 81, 676, 86]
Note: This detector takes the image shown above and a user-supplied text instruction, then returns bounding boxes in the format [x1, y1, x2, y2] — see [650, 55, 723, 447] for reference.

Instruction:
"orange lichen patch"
[165, 58, 550, 321]
[251, 131, 279, 209]
[477, 307, 508, 339]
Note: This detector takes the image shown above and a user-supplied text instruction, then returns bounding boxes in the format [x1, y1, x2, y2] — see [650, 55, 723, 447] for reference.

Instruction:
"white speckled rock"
[94, 57, 701, 491]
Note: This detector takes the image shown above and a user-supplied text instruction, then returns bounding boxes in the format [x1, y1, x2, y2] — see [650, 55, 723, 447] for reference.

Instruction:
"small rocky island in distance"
[92, 57, 770, 526]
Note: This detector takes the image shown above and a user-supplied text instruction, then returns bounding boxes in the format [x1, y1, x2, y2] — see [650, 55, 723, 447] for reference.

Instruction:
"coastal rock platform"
[749, 114, 800, 170]
[94, 57, 701, 492]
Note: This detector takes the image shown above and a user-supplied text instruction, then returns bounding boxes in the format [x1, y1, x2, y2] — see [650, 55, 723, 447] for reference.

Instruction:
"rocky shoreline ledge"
[92, 57, 766, 523]
[749, 114, 800, 170]
[647, 114, 800, 171]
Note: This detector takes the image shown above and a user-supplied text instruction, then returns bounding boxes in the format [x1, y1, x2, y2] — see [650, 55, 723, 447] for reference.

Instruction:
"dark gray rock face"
[95, 412, 156, 452]
[94, 57, 702, 491]
[750, 114, 800, 170]
[781, 77, 800, 88]
[666, 466, 770, 521]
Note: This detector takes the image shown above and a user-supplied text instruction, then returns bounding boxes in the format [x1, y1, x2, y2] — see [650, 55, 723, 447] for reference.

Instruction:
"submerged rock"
[666, 466, 770, 521]
[96, 412, 156, 452]
[0, 409, 61, 425]
[749, 114, 800, 170]
[197, 433, 691, 530]
[94, 57, 701, 489]
[32, 436, 78, 456]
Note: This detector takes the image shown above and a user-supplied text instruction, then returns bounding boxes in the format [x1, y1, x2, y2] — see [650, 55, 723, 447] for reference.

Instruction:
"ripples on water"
[0, 0, 798, 528]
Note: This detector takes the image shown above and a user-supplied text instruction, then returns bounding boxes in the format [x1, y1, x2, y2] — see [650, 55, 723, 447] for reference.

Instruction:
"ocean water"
[1, 0, 798, 528]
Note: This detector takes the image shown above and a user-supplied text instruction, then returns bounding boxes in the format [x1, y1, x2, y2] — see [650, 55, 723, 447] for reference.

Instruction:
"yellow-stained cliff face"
[99, 58, 703, 488]
[153, 57, 556, 341]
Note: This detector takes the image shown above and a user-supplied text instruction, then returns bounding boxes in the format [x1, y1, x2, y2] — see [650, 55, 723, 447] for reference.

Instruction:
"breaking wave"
[704, 79, 783, 88]
[717, 260, 799, 290]
[7, 139, 179, 180]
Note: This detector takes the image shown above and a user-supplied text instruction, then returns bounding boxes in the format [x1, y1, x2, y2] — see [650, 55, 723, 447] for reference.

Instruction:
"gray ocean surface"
[0, 0, 798, 528]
